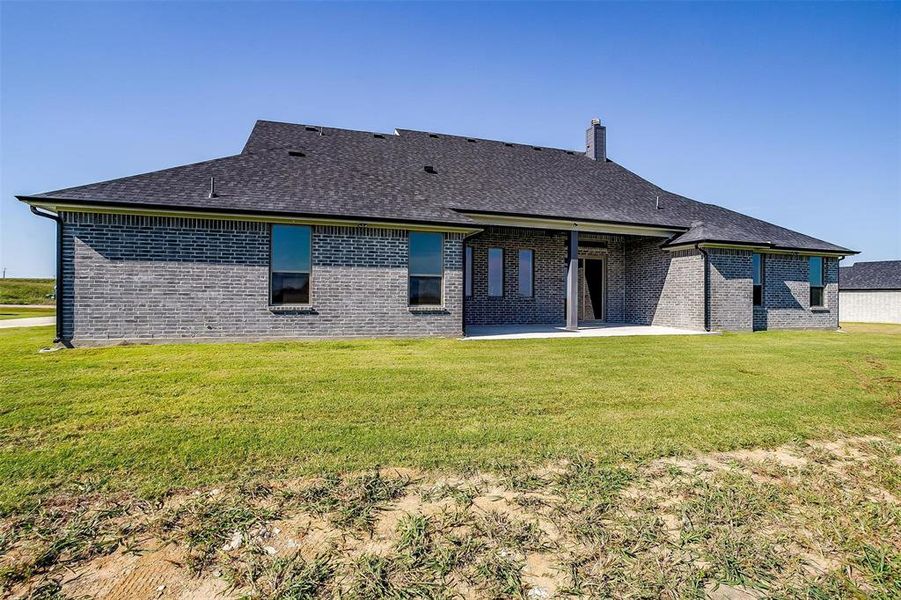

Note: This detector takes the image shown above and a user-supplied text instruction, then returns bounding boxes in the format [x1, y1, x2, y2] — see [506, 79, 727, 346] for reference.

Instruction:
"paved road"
[0, 317, 55, 329]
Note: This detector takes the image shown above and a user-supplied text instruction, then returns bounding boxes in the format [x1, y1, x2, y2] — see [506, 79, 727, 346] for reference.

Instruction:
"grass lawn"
[0, 278, 55, 305]
[1, 325, 899, 597]
[1, 325, 898, 513]
[841, 321, 901, 335]
[0, 307, 55, 321]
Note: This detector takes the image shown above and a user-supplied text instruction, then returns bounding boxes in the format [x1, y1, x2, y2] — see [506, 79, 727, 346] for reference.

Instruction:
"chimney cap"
[591, 118, 601, 126]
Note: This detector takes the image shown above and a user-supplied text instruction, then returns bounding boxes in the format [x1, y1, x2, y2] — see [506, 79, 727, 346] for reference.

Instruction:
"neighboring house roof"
[19, 120, 854, 254]
[840, 261, 901, 290]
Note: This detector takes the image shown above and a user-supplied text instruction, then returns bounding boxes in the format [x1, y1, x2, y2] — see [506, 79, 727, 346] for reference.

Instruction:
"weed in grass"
[421, 482, 481, 508]
[295, 470, 410, 534]
[396, 513, 434, 566]
[235, 551, 337, 600]
[294, 475, 342, 515]
[491, 462, 551, 493]
[472, 549, 526, 599]
[332, 470, 410, 533]
[1, 495, 140, 591]
[346, 553, 396, 598]
[473, 511, 549, 554]
[155, 494, 277, 573]
[799, 571, 869, 599]
[21, 577, 67, 600]
[553, 455, 633, 510]
[853, 544, 901, 597]
[678, 471, 789, 588]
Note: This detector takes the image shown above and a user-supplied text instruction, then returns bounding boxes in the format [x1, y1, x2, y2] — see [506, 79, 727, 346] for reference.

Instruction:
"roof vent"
[305, 126, 318, 132]
[373, 134, 386, 139]
[208, 176, 217, 199]
[429, 134, 440, 139]
[504, 143, 514, 147]
[533, 147, 542, 151]
[466, 138, 477, 143]
[423, 165, 437, 174]
[288, 150, 306, 157]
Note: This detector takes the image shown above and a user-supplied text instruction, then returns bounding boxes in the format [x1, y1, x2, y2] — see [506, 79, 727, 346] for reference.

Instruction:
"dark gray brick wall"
[704, 249, 839, 331]
[464, 227, 568, 326]
[58, 213, 839, 341]
[60, 212, 463, 344]
[752, 254, 839, 330]
[625, 238, 705, 330]
[708, 249, 753, 331]
[463, 227, 628, 326]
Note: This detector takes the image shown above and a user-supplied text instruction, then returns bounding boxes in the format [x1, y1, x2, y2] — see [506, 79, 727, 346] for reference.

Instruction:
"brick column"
[566, 230, 579, 330]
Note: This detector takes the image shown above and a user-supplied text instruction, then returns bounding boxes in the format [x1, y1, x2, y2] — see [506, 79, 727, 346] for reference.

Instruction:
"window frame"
[752, 253, 764, 307]
[269, 224, 313, 306]
[408, 231, 444, 307]
[809, 256, 826, 308]
[464, 246, 473, 298]
[488, 247, 504, 297]
[518, 249, 535, 298]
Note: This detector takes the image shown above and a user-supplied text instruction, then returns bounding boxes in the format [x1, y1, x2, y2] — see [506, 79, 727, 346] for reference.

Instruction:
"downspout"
[696, 244, 710, 332]
[30, 206, 63, 344]
[837, 255, 846, 331]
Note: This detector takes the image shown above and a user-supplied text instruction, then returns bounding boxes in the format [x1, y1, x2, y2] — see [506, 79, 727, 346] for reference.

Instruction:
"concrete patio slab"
[0, 317, 56, 329]
[463, 323, 713, 340]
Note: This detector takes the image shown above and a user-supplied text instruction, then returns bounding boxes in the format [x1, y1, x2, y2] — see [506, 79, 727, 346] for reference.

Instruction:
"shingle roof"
[20, 119, 854, 253]
[840, 261, 901, 290]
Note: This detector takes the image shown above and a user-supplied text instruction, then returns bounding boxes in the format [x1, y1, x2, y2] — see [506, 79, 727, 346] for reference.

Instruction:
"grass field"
[0, 325, 898, 597]
[1, 325, 898, 512]
[0, 278, 55, 305]
[0, 307, 55, 321]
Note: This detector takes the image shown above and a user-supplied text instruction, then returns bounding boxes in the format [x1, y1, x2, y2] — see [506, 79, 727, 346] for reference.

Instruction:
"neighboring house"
[839, 261, 901, 324]
[19, 119, 856, 346]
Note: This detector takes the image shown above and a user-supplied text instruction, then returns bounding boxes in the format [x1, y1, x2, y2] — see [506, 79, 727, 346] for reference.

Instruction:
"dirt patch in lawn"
[2, 436, 899, 599]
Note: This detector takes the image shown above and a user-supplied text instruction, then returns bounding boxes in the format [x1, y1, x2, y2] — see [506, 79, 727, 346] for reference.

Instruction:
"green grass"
[1, 326, 898, 513]
[0, 278, 55, 305]
[841, 322, 901, 335]
[0, 307, 56, 320]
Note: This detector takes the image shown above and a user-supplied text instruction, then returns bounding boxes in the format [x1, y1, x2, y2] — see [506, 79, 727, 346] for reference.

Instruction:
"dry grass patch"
[2, 436, 900, 598]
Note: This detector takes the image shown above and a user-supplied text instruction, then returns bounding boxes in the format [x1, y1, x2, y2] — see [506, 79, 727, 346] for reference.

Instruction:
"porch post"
[566, 230, 579, 330]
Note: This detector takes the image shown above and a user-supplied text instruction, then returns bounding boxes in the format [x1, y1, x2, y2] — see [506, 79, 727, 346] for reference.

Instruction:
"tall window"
[809, 256, 825, 307]
[488, 248, 504, 297]
[518, 249, 534, 297]
[409, 232, 443, 305]
[270, 225, 312, 304]
[464, 246, 473, 297]
[752, 253, 764, 306]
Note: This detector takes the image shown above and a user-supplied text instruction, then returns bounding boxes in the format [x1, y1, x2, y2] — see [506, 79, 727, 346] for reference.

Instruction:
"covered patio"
[463, 322, 713, 341]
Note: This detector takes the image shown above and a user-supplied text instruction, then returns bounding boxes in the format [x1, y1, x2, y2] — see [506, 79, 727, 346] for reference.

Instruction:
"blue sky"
[2, 1, 898, 277]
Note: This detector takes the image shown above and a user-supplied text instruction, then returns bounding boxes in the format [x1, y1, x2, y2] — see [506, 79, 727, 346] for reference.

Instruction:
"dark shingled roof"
[840, 261, 901, 290]
[20, 120, 854, 254]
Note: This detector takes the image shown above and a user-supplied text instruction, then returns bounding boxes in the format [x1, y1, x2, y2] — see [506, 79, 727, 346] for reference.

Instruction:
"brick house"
[19, 119, 856, 346]
[839, 261, 901, 324]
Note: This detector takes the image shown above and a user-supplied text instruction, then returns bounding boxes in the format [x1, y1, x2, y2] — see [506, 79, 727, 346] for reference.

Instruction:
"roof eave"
[17, 196, 484, 235]
[661, 238, 857, 256]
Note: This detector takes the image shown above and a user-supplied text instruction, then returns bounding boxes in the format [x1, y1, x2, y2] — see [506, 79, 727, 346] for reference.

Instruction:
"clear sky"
[2, 1, 898, 277]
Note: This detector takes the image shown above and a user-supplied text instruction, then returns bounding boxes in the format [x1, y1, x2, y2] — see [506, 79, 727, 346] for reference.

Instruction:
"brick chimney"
[585, 118, 606, 161]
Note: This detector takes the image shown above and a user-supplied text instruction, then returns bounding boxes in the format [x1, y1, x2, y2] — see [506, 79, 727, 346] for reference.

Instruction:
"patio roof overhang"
[454, 210, 686, 238]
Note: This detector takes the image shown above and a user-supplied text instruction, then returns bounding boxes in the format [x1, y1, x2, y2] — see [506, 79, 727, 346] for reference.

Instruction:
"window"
[518, 249, 534, 297]
[809, 256, 825, 307]
[488, 248, 504, 296]
[464, 246, 473, 297]
[752, 253, 764, 306]
[270, 225, 311, 304]
[409, 232, 443, 305]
